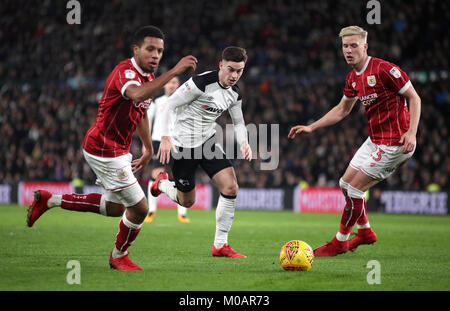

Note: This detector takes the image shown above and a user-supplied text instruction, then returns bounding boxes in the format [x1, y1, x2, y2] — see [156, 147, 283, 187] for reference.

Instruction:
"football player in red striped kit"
[27, 26, 197, 270]
[288, 26, 421, 256]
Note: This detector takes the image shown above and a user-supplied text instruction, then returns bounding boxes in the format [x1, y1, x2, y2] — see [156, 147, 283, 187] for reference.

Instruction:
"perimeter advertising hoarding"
[0, 185, 11, 204]
[236, 188, 285, 210]
[7, 183, 449, 215]
[294, 187, 448, 215]
[294, 187, 346, 213]
[380, 191, 448, 215]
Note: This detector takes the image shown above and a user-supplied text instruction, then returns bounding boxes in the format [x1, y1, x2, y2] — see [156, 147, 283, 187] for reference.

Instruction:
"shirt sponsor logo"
[201, 105, 224, 114]
[359, 93, 378, 106]
[389, 67, 401, 78]
[352, 82, 356, 89]
[367, 75, 376, 87]
[133, 98, 152, 109]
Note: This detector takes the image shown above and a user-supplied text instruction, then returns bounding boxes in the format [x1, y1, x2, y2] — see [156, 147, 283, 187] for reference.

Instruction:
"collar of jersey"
[217, 81, 230, 89]
[355, 56, 372, 76]
[131, 57, 151, 77]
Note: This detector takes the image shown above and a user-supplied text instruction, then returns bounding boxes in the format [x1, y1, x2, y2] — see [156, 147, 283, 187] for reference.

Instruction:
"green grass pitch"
[1, 204, 449, 291]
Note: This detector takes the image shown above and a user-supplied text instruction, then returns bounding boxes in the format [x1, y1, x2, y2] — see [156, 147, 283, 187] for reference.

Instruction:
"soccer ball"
[279, 240, 314, 271]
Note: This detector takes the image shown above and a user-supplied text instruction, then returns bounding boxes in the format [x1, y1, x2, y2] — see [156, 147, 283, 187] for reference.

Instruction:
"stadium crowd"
[0, 0, 448, 191]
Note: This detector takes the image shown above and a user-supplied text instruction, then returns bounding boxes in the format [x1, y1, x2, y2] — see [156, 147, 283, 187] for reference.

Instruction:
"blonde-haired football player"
[289, 26, 421, 256]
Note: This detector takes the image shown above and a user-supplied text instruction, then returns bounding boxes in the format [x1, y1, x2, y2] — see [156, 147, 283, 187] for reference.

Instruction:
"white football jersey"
[161, 70, 246, 148]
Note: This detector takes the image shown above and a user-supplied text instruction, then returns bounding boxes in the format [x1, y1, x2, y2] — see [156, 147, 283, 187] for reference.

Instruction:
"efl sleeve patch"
[389, 67, 401, 79]
[124, 69, 136, 79]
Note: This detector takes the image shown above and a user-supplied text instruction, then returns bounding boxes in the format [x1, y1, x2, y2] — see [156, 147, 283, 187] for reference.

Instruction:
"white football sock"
[112, 247, 127, 259]
[158, 179, 179, 203]
[336, 232, 350, 241]
[177, 204, 187, 217]
[214, 194, 236, 248]
[99, 195, 107, 216]
[47, 194, 62, 208]
[147, 180, 157, 213]
[339, 178, 349, 196]
[357, 221, 371, 229]
[347, 184, 366, 199]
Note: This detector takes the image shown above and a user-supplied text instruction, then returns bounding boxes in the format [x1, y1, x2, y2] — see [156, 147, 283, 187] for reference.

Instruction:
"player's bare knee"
[221, 182, 239, 197]
[128, 198, 149, 219]
[179, 196, 195, 208]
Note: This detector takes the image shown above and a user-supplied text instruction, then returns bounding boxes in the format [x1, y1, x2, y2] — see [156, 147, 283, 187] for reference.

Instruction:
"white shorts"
[83, 150, 145, 207]
[349, 137, 416, 180]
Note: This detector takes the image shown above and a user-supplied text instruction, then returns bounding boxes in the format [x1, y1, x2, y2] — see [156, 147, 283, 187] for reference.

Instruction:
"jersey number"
[371, 146, 385, 162]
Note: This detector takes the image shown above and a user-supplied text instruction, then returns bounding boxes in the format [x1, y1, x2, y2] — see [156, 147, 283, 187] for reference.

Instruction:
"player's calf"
[177, 193, 195, 208]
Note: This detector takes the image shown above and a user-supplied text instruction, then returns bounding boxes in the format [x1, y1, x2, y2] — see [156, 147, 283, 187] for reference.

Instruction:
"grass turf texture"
[1, 204, 449, 291]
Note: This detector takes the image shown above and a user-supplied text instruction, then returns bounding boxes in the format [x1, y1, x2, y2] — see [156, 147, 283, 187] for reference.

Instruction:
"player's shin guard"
[61, 193, 102, 214]
[341, 178, 370, 229]
[113, 214, 142, 259]
[337, 185, 365, 241]
[214, 194, 236, 248]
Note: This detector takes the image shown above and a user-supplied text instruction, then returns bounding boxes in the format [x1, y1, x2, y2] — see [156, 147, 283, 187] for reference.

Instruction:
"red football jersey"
[343, 56, 412, 146]
[83, 58, 155, 157]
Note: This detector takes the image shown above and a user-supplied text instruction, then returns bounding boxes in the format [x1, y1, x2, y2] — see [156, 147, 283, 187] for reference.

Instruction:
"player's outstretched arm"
[288, 96, 357, 139]
[399, 84, 421, 154]
[125, 55, 198, 103]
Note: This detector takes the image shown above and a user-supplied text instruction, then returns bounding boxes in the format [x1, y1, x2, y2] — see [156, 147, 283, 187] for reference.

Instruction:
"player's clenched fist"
[173, 55, 198, 75]
[288, 125, 313, 139]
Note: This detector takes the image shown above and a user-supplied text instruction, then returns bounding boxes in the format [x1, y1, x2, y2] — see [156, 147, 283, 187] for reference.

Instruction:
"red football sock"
[115, 217, 141, 254]
[339, 196, 365, 235]
[61, 193, 102, 213]
[357, 199, 369, 226]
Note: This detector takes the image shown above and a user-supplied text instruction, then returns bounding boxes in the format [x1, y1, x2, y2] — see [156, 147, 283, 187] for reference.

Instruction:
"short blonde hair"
[339, 26, 368, 43]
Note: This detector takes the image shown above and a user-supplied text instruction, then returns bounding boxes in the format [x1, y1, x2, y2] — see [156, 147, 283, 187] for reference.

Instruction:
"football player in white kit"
[144, 77, 190, 223]
[151, 46, 252, 258]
